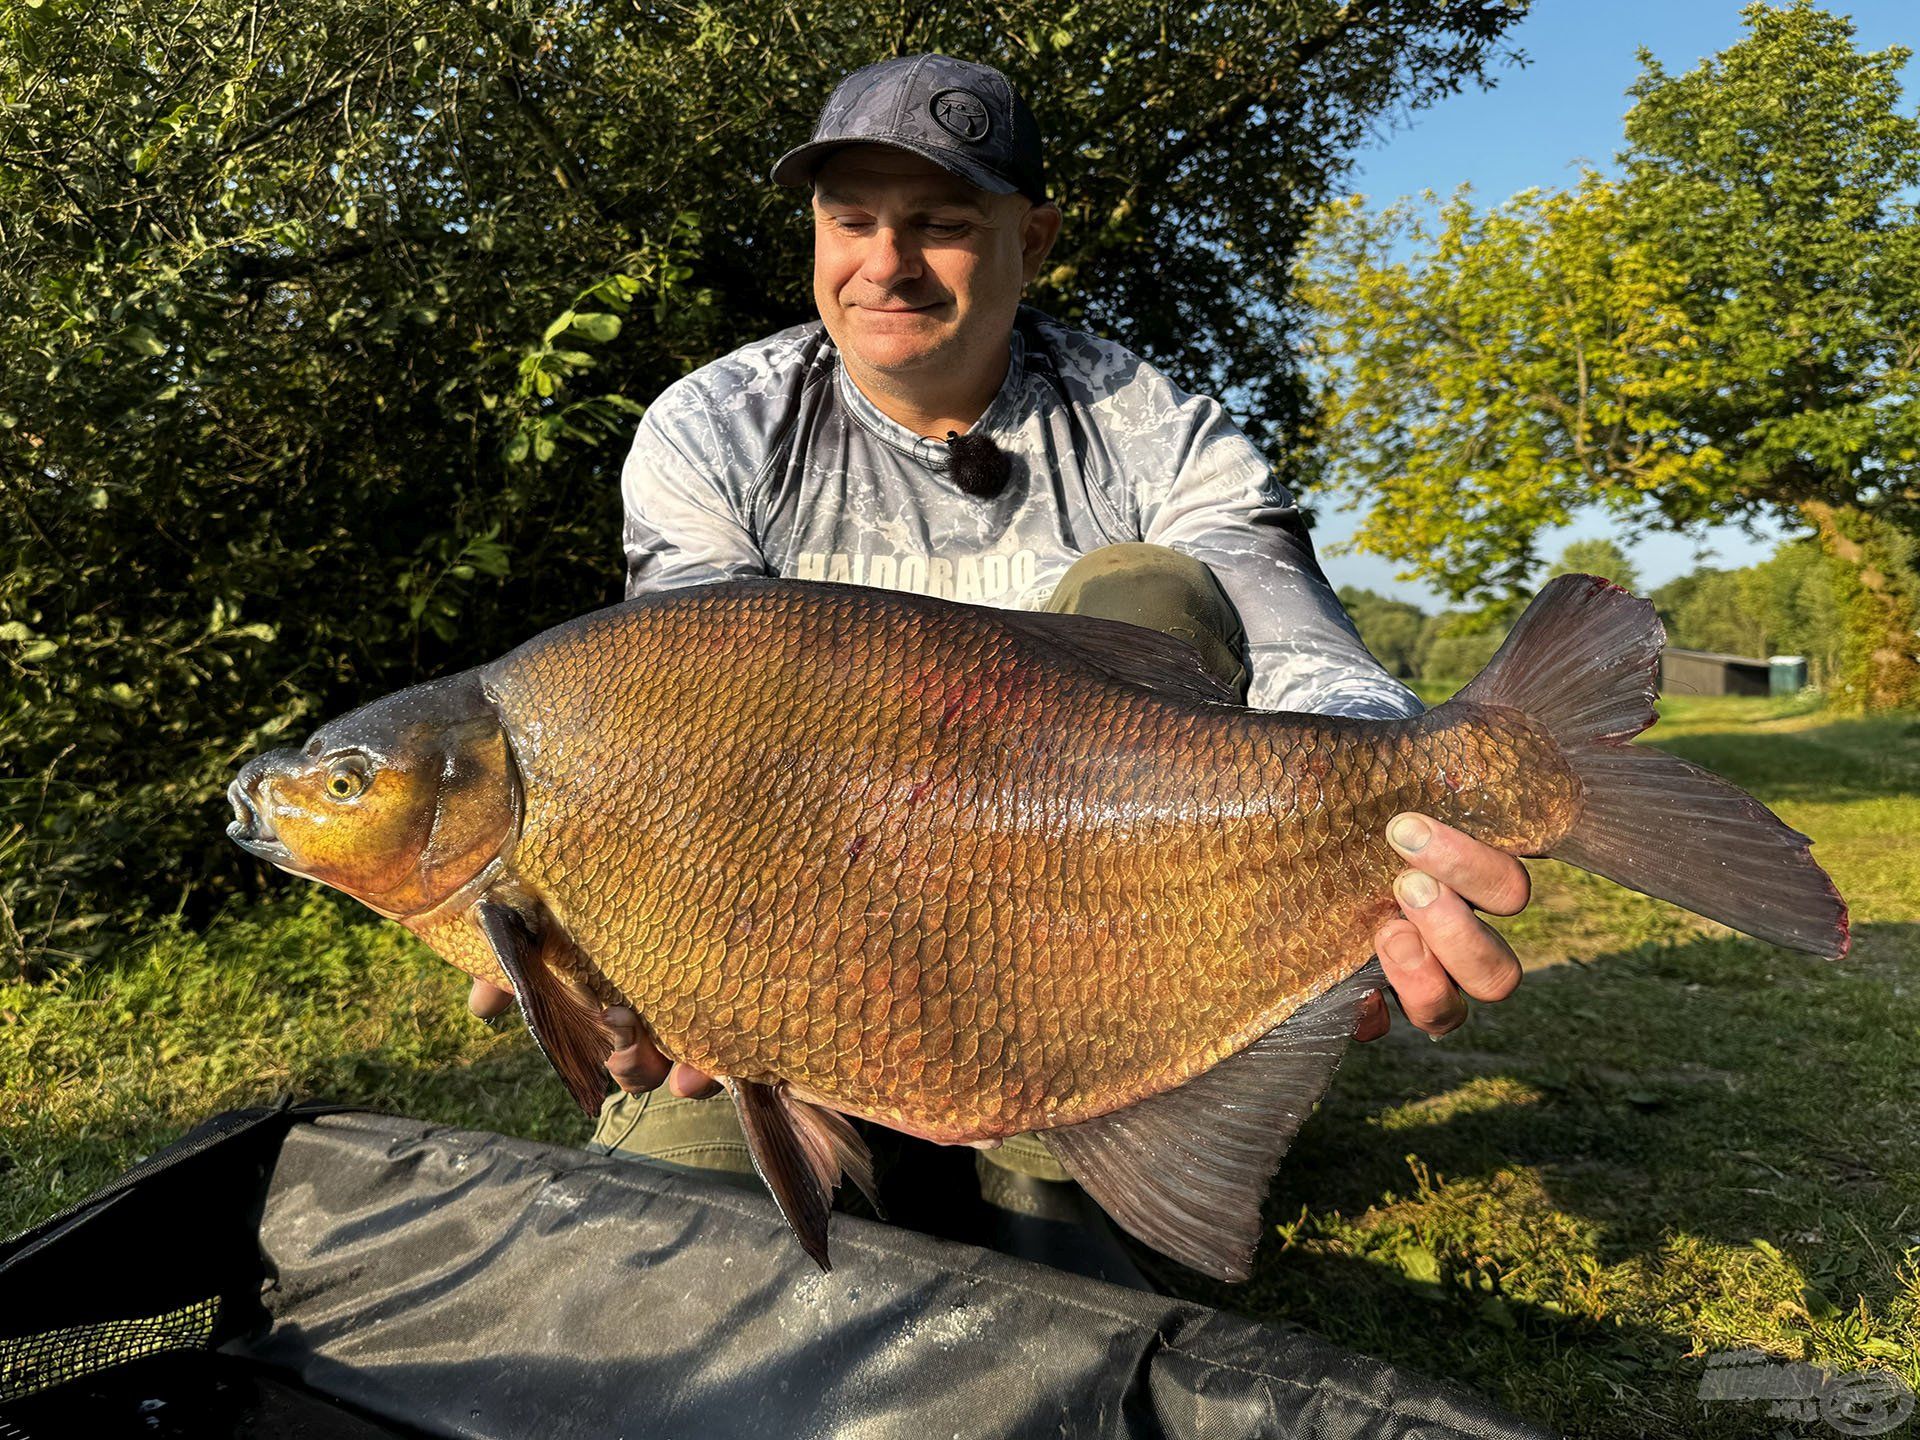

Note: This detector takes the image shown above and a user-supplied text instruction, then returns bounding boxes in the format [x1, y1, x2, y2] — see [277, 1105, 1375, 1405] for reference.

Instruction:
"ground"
[3, 693, 1915, 1437]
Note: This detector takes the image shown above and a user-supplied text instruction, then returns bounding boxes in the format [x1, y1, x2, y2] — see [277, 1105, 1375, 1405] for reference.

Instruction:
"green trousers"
[586, 542, 1251, 1185]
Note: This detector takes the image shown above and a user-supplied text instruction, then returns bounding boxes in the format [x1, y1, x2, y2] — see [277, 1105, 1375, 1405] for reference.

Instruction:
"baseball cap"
[771, 55, 1047, 203]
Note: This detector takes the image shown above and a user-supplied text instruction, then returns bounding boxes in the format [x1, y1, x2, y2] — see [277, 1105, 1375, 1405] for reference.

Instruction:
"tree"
[1337, 586, 1426, 678]
[1653, 542, 1851, 682]
[1300, 177, 1701, 598]
[1300, 2, 1920, 707]
[1548, 538, 1640, 594]
[0, 0, 1529, 966]
[1415, 611, 1505, 685]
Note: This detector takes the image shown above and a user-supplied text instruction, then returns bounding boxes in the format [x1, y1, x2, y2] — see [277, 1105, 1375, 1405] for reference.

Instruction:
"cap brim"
[770, 137, 1018, 196]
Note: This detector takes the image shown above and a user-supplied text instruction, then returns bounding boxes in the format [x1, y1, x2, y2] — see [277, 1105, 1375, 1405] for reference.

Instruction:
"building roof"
[1661, 648, 1771, 667]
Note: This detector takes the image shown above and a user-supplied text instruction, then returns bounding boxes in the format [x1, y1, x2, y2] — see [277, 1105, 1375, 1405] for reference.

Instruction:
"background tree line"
[0, 0, 1527, 971]
[1299, 2, 1920, 709]
[1343, 534, 1857, 687]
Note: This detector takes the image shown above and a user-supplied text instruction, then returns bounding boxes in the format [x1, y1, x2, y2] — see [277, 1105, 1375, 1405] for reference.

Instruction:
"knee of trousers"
[587, 1088, 759, 1180]
[1046, 542, 1249, 698]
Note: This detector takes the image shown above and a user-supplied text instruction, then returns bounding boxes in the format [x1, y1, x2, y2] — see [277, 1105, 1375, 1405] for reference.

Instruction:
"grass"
[4, 694, 1917, 1437]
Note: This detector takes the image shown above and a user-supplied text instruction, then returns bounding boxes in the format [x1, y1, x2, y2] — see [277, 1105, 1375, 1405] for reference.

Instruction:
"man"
[468, 55, 1529, 1257]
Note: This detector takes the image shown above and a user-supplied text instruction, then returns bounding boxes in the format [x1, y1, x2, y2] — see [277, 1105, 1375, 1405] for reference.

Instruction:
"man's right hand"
[467, 979, 721, 1098]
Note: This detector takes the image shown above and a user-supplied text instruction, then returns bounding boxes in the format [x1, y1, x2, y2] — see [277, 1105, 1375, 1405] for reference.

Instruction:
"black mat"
[1, 1105, 1552, 1439]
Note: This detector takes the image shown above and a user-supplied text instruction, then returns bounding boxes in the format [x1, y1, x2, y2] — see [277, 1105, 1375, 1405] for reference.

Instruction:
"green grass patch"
[4, 696, 1916, 1438]
[0, 895, 575, 1237]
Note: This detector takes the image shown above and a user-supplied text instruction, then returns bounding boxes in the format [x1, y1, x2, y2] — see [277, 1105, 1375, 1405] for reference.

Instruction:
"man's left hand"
[1356, 812, 1529, 1041]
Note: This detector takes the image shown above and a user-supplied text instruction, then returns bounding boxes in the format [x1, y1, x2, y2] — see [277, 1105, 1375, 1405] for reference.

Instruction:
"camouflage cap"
[772, 54, 1047, 203]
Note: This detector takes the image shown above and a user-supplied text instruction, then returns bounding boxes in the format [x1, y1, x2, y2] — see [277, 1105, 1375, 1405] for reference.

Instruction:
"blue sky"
[1312, 1, 1918, 608]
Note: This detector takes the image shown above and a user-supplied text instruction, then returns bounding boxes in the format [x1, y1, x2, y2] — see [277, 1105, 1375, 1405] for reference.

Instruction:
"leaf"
[121, 327, 166, 357]
[0, 622, 36, 641]
[569, 312, 621, 342]
[1396, 1244, 1440, 1284]
[542, 311, 576, 342]
[1801, 1285, 1840, 1321]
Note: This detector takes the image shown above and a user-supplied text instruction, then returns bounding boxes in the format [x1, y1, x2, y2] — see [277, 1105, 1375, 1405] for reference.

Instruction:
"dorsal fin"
[994, 609, 1242, 706]
[472, 899, 613, 1117]
[1040, 961, 1384, 1281]
[730, 1080, 878, 1272]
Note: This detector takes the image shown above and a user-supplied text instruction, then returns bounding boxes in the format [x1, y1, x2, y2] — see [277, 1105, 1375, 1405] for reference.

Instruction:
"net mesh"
[0, 1297, 218, 1405]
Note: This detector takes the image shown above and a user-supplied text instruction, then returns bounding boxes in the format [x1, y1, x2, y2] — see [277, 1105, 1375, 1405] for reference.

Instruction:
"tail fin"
[1455, 575, 1850, 959]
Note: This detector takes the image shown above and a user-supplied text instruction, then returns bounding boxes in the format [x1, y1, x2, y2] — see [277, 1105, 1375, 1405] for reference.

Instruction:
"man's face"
[811, 146, 1060, 388]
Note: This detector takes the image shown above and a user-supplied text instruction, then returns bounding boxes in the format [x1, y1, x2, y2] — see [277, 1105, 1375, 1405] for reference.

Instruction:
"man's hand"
[467, 977, 515, 1021]
[467, 978, 720, 1098]
[1355, 813, 1528, 1042]
[602, 1005, 721, 1098]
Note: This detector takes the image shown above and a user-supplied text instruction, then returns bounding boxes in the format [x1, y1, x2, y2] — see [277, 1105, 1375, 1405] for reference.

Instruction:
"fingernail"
[1396, 871, 1439, 909]
[1388, 814, 1430, 853]
[1429, 1012, 1466, 1042]
[1382, 932, 1425, 968]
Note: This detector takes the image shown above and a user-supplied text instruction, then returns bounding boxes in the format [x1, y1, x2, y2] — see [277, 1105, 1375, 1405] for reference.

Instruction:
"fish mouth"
[227, 777, 295, 866]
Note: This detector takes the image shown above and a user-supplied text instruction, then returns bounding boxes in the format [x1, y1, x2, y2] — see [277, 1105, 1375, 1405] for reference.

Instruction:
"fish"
[227, 574, 1849, 1280]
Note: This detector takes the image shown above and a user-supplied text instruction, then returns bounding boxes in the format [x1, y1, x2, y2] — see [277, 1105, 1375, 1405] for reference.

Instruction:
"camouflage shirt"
[620, 306, 1419, 720]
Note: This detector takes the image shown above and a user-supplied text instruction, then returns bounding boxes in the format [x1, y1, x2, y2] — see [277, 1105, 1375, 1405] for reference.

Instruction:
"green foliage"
[1548, 538, 1640, 594]
[0, 0, 1528, 970]
[0, 892, 575, 1235]
[1338, 586, 1425, 678]
[1653, 542, 1852, 679]
[1299, 3, 1920, 700]
[1416, 611, 1506, 685]
[1301, 176, 1703, 598]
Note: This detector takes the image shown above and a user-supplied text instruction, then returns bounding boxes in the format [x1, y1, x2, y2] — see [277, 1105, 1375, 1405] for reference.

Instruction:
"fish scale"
[481, 583, 1578, 1141]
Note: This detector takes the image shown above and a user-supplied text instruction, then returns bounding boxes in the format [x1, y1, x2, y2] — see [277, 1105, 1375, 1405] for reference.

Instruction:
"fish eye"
[324, 756, 370, 801]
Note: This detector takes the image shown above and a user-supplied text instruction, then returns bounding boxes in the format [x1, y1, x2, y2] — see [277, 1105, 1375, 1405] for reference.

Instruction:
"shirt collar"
[833, 328, 1028, 470]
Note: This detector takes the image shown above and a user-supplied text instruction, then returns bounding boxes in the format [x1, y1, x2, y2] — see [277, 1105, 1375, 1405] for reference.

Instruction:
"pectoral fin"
[472, 899, 612, 1117]
[730, 1079, 879, 1272]
[1041, 961, 1384, 1282]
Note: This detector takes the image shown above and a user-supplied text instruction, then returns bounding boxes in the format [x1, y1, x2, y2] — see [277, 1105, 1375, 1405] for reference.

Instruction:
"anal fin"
[1041, 961, 1384, 1282]
[731, 1080, 879, 1272]
[473, 899, 613, 1117]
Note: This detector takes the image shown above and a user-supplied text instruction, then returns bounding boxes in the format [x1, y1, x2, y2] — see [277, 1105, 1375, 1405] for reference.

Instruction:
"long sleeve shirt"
[619, 305, 1420, 721]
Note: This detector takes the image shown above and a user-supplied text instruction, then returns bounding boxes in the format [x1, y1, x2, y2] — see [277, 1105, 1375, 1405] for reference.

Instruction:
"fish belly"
[484, 583, 1577, 1141]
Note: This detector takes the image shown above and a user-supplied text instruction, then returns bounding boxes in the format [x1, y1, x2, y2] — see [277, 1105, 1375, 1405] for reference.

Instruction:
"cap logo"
[929, 88, 991, 143]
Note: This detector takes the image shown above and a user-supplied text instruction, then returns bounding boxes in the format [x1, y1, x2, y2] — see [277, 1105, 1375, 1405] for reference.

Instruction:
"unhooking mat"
[0, 1104, 1553, 1440]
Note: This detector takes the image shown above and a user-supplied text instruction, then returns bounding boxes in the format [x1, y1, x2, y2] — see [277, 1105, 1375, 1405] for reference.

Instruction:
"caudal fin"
[1455, 575, 1850, 959]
